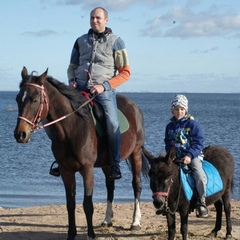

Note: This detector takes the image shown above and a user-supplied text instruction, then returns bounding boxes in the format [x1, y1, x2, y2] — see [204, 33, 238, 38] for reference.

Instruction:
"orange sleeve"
[107, 48, 130, 89]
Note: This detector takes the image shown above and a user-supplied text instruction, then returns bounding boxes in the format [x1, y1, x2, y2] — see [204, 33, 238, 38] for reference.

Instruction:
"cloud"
[41, 0, 168, 11]
[141, 5, 240, 39]
[20, 30, 58, 37]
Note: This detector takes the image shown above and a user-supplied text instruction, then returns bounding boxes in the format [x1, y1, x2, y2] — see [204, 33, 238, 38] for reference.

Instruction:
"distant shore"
[0, 200, 239, 239]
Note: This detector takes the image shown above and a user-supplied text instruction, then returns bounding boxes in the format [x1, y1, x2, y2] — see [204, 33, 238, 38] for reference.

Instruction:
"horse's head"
[14, 67, 49, 143]
[143, 146, 177, 215]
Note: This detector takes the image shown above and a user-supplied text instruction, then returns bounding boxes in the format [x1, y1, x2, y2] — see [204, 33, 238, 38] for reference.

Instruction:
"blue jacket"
[164, 114, 204, 159]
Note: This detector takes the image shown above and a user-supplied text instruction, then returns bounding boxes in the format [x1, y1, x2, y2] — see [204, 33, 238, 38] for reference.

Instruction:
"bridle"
[18, 83, 49, 131]
[151, 166, 183, 215]
[18, 83, 97, 132]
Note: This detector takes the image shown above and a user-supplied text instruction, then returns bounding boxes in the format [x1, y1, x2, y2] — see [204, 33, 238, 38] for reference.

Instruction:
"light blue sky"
[1, 0, 239, 92]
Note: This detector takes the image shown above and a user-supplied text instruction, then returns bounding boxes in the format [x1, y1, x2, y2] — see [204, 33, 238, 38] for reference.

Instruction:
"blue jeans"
[191, 156, 207, 203]
[78, 86, 121, 165]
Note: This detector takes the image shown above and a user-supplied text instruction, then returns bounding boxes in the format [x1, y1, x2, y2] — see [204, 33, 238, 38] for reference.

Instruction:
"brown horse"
[143, 145, 234, 240]
[14, 67, 149, 240]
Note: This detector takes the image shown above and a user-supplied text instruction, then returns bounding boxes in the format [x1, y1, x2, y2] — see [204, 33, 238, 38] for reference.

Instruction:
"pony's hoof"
[101, 221, 113, 227]
[130, 225, 141, 231]
[208, 230, 217, 237]
[225, 234, 232, 239]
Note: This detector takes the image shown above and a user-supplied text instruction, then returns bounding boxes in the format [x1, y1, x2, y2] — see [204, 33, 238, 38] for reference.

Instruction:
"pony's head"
[144, 146, 177, 215]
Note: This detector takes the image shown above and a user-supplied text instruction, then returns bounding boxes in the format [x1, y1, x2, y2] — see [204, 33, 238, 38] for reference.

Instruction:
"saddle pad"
[180, 160, 223, 201]
[91, 109, 129, 137]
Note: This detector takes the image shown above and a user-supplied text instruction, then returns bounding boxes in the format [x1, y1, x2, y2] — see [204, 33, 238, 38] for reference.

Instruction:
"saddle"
[80, 92, 129, 137]
[180, 160, 223, 201]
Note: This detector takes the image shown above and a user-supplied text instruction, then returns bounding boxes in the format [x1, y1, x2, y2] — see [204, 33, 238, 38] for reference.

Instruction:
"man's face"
[90, 8, 108, 33]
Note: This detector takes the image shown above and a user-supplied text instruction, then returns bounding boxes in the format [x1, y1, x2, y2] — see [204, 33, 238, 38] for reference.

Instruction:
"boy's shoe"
[196, 203, 208, 218]
[109, 164, 122, 180]
[49, 161, 60, 177]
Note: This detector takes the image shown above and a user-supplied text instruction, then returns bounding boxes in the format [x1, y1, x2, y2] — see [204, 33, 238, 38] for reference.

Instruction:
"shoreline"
[0, 200, 239, 239]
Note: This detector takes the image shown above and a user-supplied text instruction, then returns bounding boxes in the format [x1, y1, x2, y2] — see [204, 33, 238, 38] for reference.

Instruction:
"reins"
[18, 83, 97, 131]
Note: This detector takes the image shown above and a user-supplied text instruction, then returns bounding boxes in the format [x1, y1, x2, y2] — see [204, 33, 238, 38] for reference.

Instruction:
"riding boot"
[109, 163, 122, 180]
[49, 161, 60, 177]
[196, 200, 208, 218]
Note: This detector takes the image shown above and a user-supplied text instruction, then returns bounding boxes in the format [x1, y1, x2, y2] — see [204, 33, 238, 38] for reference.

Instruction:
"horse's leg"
[101, 166, 114, 227]
[60, 170, 77, 240]
[129, 149, 142, 230]
[222, 193, 232, 239]
[166, 213, 176, 240]
[80, 165, 96, 239]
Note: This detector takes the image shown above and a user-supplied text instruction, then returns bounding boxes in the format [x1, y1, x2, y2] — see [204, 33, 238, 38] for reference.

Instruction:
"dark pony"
[143, 145, 234, 240]
[14, 67, 149, 240]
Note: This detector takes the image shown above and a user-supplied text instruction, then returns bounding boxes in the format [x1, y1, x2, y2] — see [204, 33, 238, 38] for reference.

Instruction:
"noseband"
[152, 178, 173, 200]
[18, 83, 49, 131]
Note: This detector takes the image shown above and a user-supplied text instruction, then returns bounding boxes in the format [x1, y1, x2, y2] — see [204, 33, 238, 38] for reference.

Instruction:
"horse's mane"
[46, 77, 90, 118]
[19, 71, 90, 119]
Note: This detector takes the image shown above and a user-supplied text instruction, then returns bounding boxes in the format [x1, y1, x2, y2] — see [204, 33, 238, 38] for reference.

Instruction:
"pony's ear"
[39, 68, 48, 85]
[21, 66, 28, 80]
[167, 146, 176, 164]
[142, 147, 156, 165]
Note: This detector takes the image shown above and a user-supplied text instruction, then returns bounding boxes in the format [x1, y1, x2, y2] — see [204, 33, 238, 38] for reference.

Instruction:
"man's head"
[90, 7, 108, 33]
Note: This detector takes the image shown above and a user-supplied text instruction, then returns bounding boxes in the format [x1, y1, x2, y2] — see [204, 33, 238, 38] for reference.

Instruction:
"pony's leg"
[60, 170, 77, 240]
[101, 167, 114, 227]
[222, 194, 232, 239]
[166, 213, 176, 240]
[210, 199, 223, 237]
[80, 166, 96, 239]
[129, 151, 142, 230]
[179, 206, 189, 240]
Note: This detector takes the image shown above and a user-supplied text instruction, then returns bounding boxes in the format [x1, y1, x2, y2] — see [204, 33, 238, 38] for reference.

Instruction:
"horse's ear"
[39, 68, 48, 85]
[167, 146, 176, 164]
[21, 66, 28, 80]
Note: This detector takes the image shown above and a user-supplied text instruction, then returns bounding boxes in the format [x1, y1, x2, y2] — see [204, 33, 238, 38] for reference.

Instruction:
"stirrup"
[49, 161, 60, 177]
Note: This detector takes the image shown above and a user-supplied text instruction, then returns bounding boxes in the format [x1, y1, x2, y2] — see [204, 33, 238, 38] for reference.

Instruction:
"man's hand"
[89, 84, 104, 94]
[69, 81, 77, 89]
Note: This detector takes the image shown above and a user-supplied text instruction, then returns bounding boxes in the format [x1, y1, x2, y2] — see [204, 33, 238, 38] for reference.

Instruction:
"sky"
[1, 0, 240, 93]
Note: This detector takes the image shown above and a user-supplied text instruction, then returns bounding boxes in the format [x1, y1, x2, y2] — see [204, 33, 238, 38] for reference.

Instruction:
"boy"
[164, 94, 208, 217]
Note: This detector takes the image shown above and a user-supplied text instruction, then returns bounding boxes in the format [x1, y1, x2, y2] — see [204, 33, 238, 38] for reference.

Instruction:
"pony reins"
[18, 83, 98, 131]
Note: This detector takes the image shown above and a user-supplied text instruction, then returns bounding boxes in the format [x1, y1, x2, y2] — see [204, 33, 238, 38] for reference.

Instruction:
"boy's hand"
[183, 156, 191, 165]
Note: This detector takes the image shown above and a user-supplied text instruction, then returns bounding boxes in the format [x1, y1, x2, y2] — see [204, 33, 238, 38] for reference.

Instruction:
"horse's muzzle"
[14, 129, 31, 143]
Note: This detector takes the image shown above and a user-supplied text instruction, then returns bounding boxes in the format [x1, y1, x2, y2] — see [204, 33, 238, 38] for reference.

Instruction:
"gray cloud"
[141, 5, 240, 39]
[20, 30, 58, 37]
[41, 0, 169, 11]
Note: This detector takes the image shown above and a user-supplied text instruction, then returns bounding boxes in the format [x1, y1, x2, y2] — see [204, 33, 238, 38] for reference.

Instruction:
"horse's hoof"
[208, 230, 217, 237]
[101, 221, 113, 227]
[130, 225, 141, 231]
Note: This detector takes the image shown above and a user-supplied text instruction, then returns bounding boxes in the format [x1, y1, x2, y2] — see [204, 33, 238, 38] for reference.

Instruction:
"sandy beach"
[0, 200, 239, 240]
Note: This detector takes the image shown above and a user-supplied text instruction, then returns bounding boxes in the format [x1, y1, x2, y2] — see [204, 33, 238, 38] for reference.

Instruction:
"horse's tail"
[125, 146, 150, 180]
[141, 149, 150, 179]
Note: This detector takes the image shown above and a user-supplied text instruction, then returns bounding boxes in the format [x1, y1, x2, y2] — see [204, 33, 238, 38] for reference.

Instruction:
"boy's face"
[172, 106, 187, 119]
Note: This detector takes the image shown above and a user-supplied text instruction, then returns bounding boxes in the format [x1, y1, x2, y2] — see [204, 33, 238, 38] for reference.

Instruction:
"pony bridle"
[18, 83, 49, 131]
[152, 178, 173, 201]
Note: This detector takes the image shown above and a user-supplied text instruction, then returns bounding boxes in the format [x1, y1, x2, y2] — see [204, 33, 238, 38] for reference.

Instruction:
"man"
[50, 7, 130, 180]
